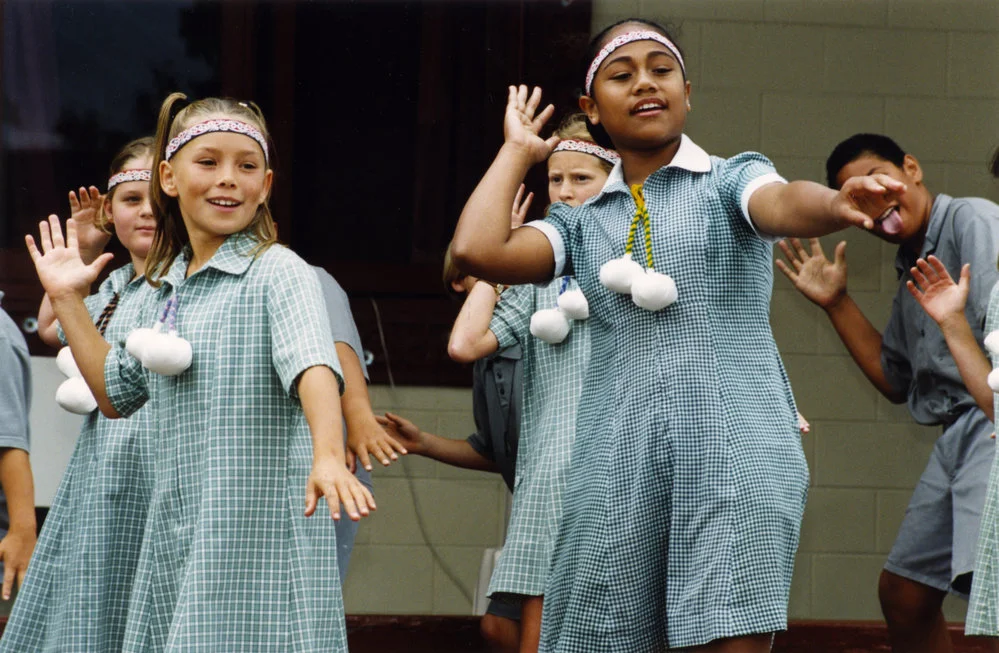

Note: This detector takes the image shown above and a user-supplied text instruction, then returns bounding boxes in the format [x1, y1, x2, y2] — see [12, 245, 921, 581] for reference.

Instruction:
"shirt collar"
[893, 194, 949, 277]
[163, 232, 259, 289]
[595, 134, 711, 199]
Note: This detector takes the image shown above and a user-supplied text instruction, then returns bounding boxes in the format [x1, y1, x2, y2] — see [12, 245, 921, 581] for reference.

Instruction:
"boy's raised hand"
[776, 238, 848, 310]
[376, 413, 428, 456]
[906, 256, 970, 327]
[503, 85, 559, 166]
[831, 174, 906, 231]
[68, 186, 112, 262]
[26, 216, 113, 301]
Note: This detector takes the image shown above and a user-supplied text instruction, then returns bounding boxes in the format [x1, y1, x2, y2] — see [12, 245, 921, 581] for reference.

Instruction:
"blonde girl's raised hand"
[511, 183, 534, 230]
[305, 453, 376, 522]
[906, 256, 970, 328]
[776, 238, 848, 310]
[68, 186, 112, 262]
[26, 216, 114, 301]
[503, 85, 560, 166]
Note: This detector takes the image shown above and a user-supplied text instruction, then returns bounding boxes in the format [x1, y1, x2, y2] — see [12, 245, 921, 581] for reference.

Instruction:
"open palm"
[503, 85, 559, 166]
[776, 238, 848, 309]
[906, 256, 969, 326]
[26, 216, 113, 300]
[68, 186, 112, 261]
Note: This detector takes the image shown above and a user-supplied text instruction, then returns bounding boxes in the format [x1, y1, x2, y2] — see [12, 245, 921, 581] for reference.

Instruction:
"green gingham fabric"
[486, 278, 590, 600]
[530, 139, 808, 651]
[103, 234, 346, 652]
[0, 264, 155, 653]
[965, 280, 999, 635]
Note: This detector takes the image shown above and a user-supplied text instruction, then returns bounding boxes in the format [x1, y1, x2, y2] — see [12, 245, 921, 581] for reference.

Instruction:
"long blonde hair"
[146, 92, 277, 285]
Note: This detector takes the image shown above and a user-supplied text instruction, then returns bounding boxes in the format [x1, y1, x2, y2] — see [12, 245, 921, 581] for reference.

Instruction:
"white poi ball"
[557, 288, 590, 320]
[599, 255, 644, 294]
[126, 328, 158, 361]
[989, 368, 999, 393]
[141, 333, 193, 376]
[985, 330, 999, 356]
[529, 308, 571, 344]
[55, 377, 98, 414]
[56, 346, 82, 378]
[631, 269, 678, 312]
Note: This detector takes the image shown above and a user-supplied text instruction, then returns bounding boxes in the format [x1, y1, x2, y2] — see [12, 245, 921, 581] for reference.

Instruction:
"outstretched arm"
[337, 342, 406, 471]
[0, 448, 35, 600]
[451, 86, 558, 285]
[26, 216, 118, 416]
[448, 281, 502, 364]
[750, 175, 906, 238]
[777, 237, 906, 402]
[377, 413, 496, 472]
[907, 257, 993, 421]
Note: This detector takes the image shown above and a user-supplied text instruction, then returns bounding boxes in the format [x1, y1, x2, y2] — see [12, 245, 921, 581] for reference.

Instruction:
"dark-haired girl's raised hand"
[503, 85, 560, 166]
[26, 216, 114, 302]
[68, 186, 112, 263]
[776, 237, 848, 310]
[831, 174, 906, 231]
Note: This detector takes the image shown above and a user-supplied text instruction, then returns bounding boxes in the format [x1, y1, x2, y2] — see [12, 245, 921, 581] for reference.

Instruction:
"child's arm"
[37, 188, 113, 348]
[907, 257, 994, 421]
[299, 366, 376, 521]
[26, 217, 118, 416]
[451, 86, 559, 285]
[448, 281, 502, 363]
[337, 342, 406, 471]
[377, 413, 497, 472]
[749, 176, 906, 238]
[0, 448, 35, 600]
[777, 237, 907, 402]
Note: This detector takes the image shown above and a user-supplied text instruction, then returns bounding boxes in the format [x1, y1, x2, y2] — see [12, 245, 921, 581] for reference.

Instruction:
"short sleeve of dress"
[717, 152, 788, 242]
[268, 254, 343, 398]
[104, 343, 150, 418]
[986, 282, 999, 422]
[489, 284, 536, 350]
[314, 267, 369, 382]
[881, 292, 913, 397]
[524, 201, 581, 278]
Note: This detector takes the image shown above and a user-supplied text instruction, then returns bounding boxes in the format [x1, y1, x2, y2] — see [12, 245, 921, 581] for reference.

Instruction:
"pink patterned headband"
[585, 30, 686, 95]
[107, 169, 151, 191]
[165, 119, 269, 164]
[552, 139, 620, 165]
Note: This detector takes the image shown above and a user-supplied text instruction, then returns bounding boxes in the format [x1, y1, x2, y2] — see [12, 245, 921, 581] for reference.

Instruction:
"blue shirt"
[466, 345, 523, 492]
[0, 292, 31, 538]
[882, 194, 999, 425]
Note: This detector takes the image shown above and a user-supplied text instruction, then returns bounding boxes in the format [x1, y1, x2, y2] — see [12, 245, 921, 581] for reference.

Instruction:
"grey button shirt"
[882, 194, 999, 425]
[466, 345, 523, 492]
[0, 292, 31, 538]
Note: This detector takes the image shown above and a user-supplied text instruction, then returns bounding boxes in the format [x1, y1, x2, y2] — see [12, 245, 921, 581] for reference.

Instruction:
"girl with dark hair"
[451, 18, 904, 653]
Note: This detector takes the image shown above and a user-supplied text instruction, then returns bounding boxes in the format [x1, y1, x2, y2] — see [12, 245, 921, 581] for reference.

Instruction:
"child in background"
[448, 113, 614, 653]
[26, 94, 373, 652]
[0, 295, 36, 611]
[379, 246, 523, 652]
[450, 18, 903, 651]
[1, 138, 159, 653]
[778, 134, 999, 653]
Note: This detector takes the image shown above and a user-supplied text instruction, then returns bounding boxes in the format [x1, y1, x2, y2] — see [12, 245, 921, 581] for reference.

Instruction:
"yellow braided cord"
[629, 184, 655, 269]
[623, 199, 641, 256]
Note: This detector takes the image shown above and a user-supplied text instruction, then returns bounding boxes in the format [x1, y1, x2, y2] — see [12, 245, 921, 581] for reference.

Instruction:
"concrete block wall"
[590, 0, 999, 621]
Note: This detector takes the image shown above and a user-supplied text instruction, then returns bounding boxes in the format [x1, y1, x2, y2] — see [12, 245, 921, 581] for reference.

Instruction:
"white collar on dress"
[597, 134, 711, 197]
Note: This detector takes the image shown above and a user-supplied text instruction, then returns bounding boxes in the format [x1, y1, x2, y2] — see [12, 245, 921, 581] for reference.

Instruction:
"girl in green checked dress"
[447, 114, 615, 653]
[1, 138, 159, 653]
[451, 19, 909, 653]
[23, 94, 374, 653]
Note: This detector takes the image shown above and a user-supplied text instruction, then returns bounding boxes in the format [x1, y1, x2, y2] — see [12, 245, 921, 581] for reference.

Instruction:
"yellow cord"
[629, 184, 655, 269]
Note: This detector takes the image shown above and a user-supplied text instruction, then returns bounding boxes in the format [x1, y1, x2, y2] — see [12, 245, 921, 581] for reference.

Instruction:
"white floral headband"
[107, 169, 152, 192]
[585, 30, 686, 95]
[552, 140, 620, 165]
[165, 119, 269, 164]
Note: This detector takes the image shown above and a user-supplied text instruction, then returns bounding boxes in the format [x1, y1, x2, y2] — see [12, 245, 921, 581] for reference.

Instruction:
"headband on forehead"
[552, 139, 620, 165]
[585, 30, 686, 95]
[108, 169, 152, 192]
[165, 119, 269, 164]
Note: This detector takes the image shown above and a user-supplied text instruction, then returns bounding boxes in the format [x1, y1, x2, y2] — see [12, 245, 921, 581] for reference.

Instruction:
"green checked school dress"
[486, 278, 590, 600]
[0, 264, 155, 653]
[965, 280, 999, 635]
[103, 234, 346, 653]
[527, 135, 808, 651]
